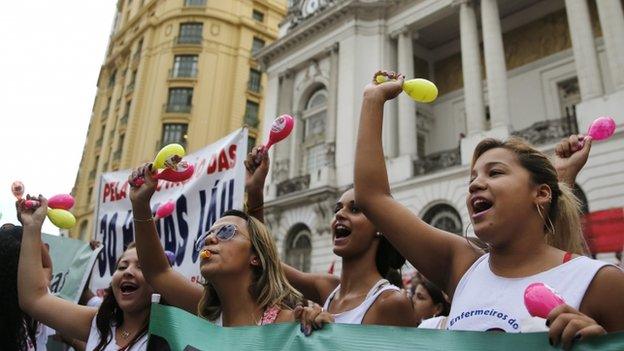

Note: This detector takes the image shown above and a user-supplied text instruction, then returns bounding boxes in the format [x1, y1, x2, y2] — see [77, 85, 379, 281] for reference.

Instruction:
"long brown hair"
[94, 243, 149, 351]
[471, 137, 588, 254]
[197, 210, 303, 321]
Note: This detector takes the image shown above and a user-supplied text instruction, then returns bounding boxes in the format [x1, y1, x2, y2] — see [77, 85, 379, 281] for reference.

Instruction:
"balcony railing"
[277, 174, 311, 196]
[120, 113, 129, 125]
[511, 115, 578, 146]
[102, 107, 110, 118]
[413, 147, 461, 176]
[113, 150, 122, 161]
[169, 68, 198, 78]
[175, 35, 203, 45]
[126, 82, 135, 93]
[89, 170, 96, 180]
[163, 103, 192, 113]
[95, 138, 103, 148]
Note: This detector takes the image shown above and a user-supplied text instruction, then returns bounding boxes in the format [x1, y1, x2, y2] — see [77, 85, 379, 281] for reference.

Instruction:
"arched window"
[79, 221, 90, 241]
[423, 204, 462, 235]
[302, 88, 327, 174]
[285, 225, 312, 272]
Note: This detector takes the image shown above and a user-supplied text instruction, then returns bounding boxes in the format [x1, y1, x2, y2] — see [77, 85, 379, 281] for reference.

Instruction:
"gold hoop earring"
[535, 203, 555, 235]
[375, 232, 383, 237]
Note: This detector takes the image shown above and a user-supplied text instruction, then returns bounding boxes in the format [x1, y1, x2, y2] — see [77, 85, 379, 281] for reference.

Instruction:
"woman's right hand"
[16, 195, 48, 230]
[294, 302, 334, 336]
[128, 163, 157, 206]
[362, 70, 404, 103]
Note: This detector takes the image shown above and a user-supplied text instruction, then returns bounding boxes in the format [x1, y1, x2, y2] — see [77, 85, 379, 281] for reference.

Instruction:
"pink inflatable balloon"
[524, 283, 565, 319]
[48, 194, 75, 210]
[158, 162, 195, 183]
[11, 181, 25, 200]
[579, 116, 616, 148]
[155, 201, 175, 220]
[263, 114, 294, 151]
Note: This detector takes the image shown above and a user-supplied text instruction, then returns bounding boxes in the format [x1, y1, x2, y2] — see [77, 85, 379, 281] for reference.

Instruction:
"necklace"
[120, 328, 131, 339]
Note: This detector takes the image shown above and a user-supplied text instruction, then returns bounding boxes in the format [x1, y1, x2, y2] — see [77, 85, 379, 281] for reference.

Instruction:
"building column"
[458, 0, 486, 135]
[275, 70, 295, 181]
[596, 0, 624, 90]
[397, 28, 418, 157]
[325, 44, 339, 146]
[565, 0, 603, 100]
[481, 0, 510, 129]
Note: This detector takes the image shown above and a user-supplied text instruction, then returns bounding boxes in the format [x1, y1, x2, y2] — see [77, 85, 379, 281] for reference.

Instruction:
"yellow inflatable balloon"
[403, 78, 438, 103]
[375, 75, 438, 103]
[47, 208, 76, 229]
[153, 143, 186, 169]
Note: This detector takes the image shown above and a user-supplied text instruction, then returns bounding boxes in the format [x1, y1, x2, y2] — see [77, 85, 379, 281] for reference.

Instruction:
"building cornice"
[256, 0, 396, 66]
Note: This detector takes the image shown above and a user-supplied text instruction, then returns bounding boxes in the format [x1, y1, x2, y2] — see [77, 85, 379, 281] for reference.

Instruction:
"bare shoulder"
[580, 265, 624, 332]
[364, 289, 417, 327]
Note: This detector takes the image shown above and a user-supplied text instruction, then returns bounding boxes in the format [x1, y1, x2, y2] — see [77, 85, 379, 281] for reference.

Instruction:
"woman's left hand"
[16, 195, 48, 229]
[547, 304, 606, 350]
[294, 302, 334, 336]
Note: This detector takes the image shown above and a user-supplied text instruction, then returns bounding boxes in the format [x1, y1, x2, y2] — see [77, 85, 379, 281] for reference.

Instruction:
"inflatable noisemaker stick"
[21, 194, 77, 229]
[524, 282, 565, 319]
[577, 116, 616, 149]
[254, 114, 295, 163]
[130, 143, 195, 187]
[154, 200, 175, 220]
[375, 74, 439, 103]
[11, 181, 25, 200]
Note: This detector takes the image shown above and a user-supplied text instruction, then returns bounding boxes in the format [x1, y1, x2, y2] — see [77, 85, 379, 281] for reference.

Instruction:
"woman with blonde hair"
[354, 71, 624, 349]
[129, 164, 303, 326]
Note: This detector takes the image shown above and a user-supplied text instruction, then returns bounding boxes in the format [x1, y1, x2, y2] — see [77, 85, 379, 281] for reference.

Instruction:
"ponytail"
[547, 182, 589, 255]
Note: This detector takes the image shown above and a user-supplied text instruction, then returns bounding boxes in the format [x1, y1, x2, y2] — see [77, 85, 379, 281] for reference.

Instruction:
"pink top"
[260, 306, 281, 325]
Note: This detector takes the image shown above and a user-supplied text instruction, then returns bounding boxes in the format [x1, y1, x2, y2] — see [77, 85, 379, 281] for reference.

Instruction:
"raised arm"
[129, 164, 202, 314]
[353, 71, 480, 296]
[17, 196, 96, 342]
[553, 134, 592, 188]
[244, 147, 339, 302]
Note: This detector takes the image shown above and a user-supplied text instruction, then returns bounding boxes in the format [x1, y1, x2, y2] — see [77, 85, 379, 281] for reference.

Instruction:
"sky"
[0, 1, 117, 234]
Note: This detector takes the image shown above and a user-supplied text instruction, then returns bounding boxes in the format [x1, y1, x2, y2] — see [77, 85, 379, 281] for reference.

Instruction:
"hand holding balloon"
[375, 74, 438, 103]
[14, 188, 76, 229]
[130, 144, 195, 187]
[524, 282, 565, 319]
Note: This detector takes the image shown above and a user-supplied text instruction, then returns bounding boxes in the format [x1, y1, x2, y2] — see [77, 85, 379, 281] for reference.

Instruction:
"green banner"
[148, 304, 624, 351]
[42, 234, 102, 303]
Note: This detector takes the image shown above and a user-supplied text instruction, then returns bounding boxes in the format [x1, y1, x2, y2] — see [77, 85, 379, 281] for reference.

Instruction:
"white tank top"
[322, 279, 400, 324]
[85, 316, 148, 351]
[447, 254, 609, 332]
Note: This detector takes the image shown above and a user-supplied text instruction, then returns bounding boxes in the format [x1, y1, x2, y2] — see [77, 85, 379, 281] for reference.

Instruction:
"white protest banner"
[90, 128, 247, 294]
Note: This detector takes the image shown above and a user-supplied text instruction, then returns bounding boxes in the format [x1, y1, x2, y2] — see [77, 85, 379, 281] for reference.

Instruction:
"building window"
[247, 136, 256, 154]
[172, 55, 198, 77]
[558, 77, 580, 134]
[184, 0, 206, 6]
[302, 88, 327, 174]
[162, 123, 188, 148]
[252, 37, 265, 54]
[88, 187, 93, 203]
[108, 70, 117, 87]
[166, 88, 193, 113]
[79, 221, 90, 241]
[134, 38, 143, 59]
[244, 100, 260, 127]
[178, 22, 203, 44]
[118, 133, 125, 152]
[252, 10, 265, 22]
[248, 69, 262, 92]
[422, 204, 463, 235]
[285, 225, 312, 272]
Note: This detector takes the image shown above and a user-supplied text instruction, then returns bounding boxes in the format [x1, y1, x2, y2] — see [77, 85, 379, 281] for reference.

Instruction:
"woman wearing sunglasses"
[128, 164, 303, 326]
[244, 149, 417, 331]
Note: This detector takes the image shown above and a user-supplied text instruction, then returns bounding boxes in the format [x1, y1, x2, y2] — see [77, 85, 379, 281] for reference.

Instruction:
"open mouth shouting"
[470, 196, 493, 220]
[333, 222, 351, 246]
[119, 281, 139, 297]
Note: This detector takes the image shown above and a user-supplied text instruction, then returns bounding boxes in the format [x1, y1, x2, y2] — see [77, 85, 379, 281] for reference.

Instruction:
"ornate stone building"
[256, 0, 624, 273]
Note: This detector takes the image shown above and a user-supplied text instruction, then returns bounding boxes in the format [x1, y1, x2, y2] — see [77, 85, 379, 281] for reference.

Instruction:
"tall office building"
[70, 0, 286, 239]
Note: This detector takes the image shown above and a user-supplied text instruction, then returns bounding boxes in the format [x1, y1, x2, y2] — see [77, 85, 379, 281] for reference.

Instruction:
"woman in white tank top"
[17, 198, 153, 351]
[355, 74, 624, 349]
[245, 149, 417, 332]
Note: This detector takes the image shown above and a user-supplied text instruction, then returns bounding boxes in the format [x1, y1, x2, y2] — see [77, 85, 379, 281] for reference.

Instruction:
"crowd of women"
[2, 71, 623, 350]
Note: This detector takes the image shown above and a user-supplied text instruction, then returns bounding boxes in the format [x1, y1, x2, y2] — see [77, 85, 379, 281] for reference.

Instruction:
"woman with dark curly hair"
[0, 223, 52, 351]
